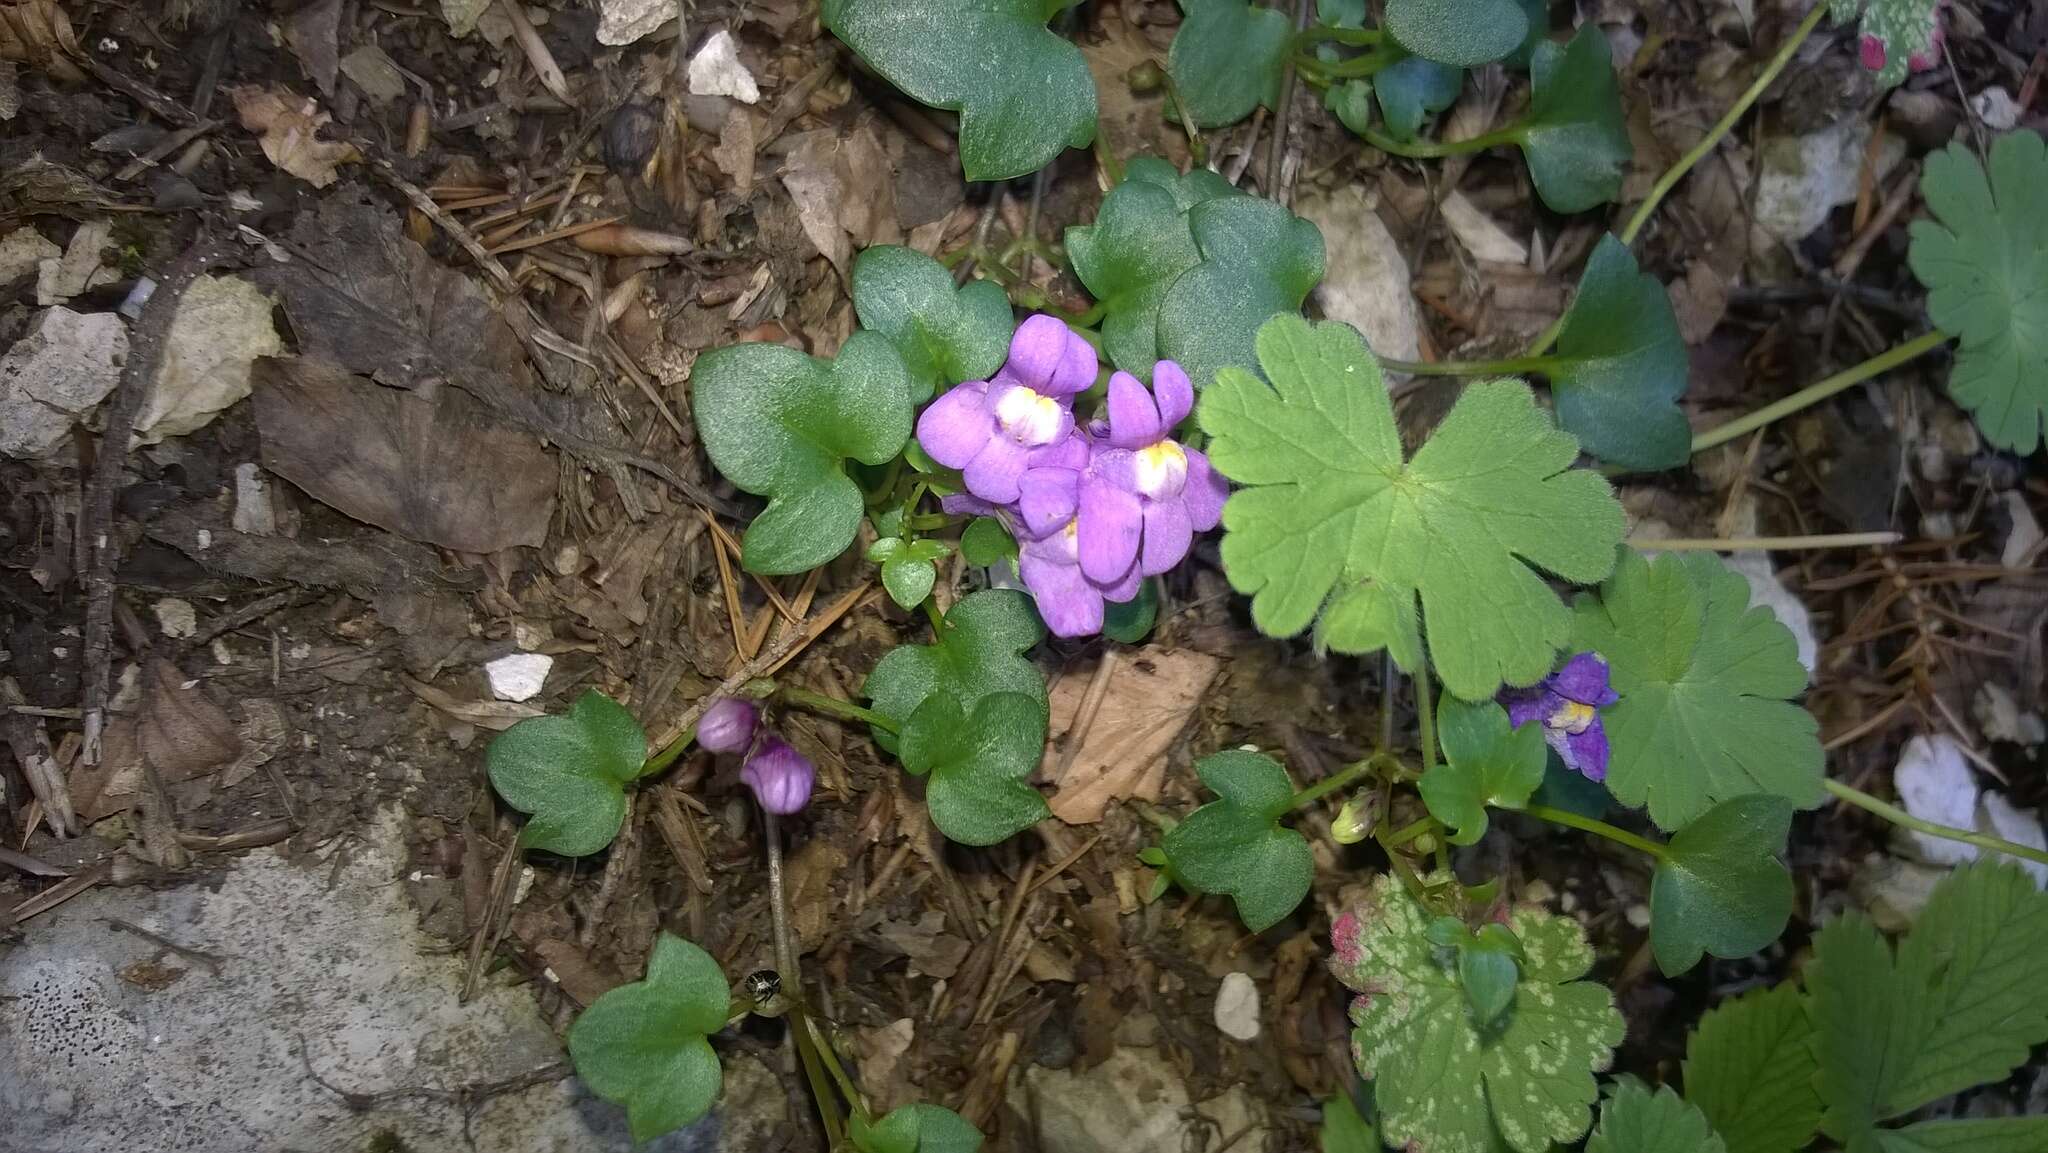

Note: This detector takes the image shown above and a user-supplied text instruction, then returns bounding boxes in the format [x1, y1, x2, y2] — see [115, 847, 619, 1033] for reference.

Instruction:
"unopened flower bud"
[1332, 791, 1381, 844]
[697, 697, 759, 754]
[741, 736, 815, 815]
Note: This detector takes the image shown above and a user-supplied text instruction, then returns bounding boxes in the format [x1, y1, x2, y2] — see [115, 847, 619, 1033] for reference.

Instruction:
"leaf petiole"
[1378, 354, 1564, 378]
[1824, 777, 2048, 868]
[1690, 330, 1952, 454]
[1524, 804, 1672, 862]
[1381, 815, 1439, 849]
[1289, 759, 1376, 811]
[1356, 123, 1523, 160]
[777, 685, 901, 734]
[1295, 24, 1383, 49]
[1303, 44, 1403, 78]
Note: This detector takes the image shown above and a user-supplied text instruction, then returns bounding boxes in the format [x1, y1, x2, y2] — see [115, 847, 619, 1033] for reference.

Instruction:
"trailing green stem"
[1690, 330, 1952, 454]
[1416, 671, 1439, 775]
[1304, 45, 1403, 78]
[1357, 123, 1521, 160]
[1379, 354, 1562, 378]
[1523, 804, 1672, 862]
[778, 685, 898, 734]
[1291, 759, 1375, 811]
[1825, 778, 2048, 868]
[1381, 815, 1439, 849]
[1296, 24, 1383, 49]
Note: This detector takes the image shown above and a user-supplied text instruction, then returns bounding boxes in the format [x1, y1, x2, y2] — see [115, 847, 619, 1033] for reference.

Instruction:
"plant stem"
[1378, 354, 1562, 378]
[777, 685, 898, 734]
[1825, 778, 2048, 868]
[1523, 804, 1672, 862]
[1618, 2, 1828, 245]
[1357, 123, 1521, 160]
[1163, 69, 1208, 168]
[1382, 815, 1438, 849]
[1635, 531, 1902, 552]
[1417, 672, 1439, 776]
[1296, 24, 1382, 48]
[1690, 330, 1952, 454]
[1308, 45, 1403, 78]
[1291, 759, 1374, 811]
[641, 726, 694, 778]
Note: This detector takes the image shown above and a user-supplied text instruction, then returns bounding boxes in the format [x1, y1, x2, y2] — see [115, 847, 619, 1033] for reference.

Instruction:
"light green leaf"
[1876, 1119, 2048, 1153]
[1908, 129, 2048, 452]
[1650, 795, 1795, 975]
[856, 1104, 986, 1153]
[1167, 0, 1293, 127]
[1548, 233, 1691, 470]
[1199, 315, 1625, 701]
[1683, 985, 1822, 1153]
[1384, 0, 1529, 65]
[851, 245, 1014, 404]
[959, 516, 1017, 567]
[487, 690, 646, 857]
[899, 691, 1050, 846]
[1160, 749, 1313, 932]
[864, 589, 1048, 754]
[567, 933, 729, 1143]
[694, 333, 913, 574]
[1501, 26, 1631, 214]
[1586, 1080, 1727, 1153]
[1572, 549, 1823, 830]
[882, 555, 938, 609]
[1319, 1091, 1379, 1153]
[1334, 874, 1626, 1153]
[821, 0, 1097, 181]
[1418, 696, 1548, 845]
[1157, 195, 1326, 389]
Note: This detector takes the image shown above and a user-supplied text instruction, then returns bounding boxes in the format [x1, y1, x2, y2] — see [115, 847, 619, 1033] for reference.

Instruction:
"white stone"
[597, 0, 673, 46]
[1754, 120, 1905, 244]
[1894, 734, 1981, 867]
[1213, 971, 1261, 1041]
[1727, 551, 1819, 678]
[134, 273, 283, 445]
[1440, 191, 1529, 264]
[0, 307, 129, 460]
[233, 463, 276, 536]
[1011, 1047, 1189, 1153]
[1298, 186, 1419, 370]
[485, 652, 552, 702]
[687, 30, 759, 104]
[1973, 87, 2021, 132]
[1976, 792, 2048, 887]
[2001, 490, 2041, 569]
[153, 598, 198, 639]
[0, 226, 60, 285]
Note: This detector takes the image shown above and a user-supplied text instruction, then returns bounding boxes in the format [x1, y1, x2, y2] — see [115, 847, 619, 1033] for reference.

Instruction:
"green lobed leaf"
[487, 690, 647, 857]
[899, 691, 1051, 846]
[1874, 1118, 2048, 1153]
[1325, 78, 1377, 138]
[882, 555, 938, 609]
[567, 933, 729, 1143]
[864, 589, 1048, 754]
[1649, 795, 1795, 976]
[1807, 862, 2048, 1148]
[1838, 0, 1943, 87]
[1335, 874, 1627, 1153]
[693, 333, 913, 574]
[821, 0, 1097, 181]
[1158, 196, 1326, 390]
[1417, 696, 1548, 845]
[1167, 0, 1294, 127]
[1199, 315, 1625, 701]
[1586, 1080, 1727, 1153]
[1160, 749, 1312, 932]
[1501, 26, 1631, 214]
[959, 516, 1018, 566]
[1456, 933, 1521, 1027]
[1384, 0, 1529, 66]
[1907, 129, 2048, 453]
[1503, 0, 1549, 68]
[851, 245, 1014, 404]
[1548, 234, 1691, 470]
[1683, 984, 1822, 1153]
[855, 1103, 986, 1153]
[1101, 578, 1159, 643]
[1319, 1090, 1379, 1153]
[1572, 549, 1824, 830]
[1374, 52, 1463, 142]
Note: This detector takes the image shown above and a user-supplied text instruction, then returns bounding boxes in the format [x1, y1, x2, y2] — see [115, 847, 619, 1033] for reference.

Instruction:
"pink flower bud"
[696, 697, 758, 754]
[741, 736, 815, 814]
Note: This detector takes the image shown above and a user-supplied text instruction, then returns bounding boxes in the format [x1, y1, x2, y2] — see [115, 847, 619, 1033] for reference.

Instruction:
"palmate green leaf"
[1808, 863, 2048, 1151]
[1064, 158, 1237, 377]
[1683, 985, 1822, 1153]
[851, 245, 1013, 404]
[694, 333, 912, 574]
[1908, 130, 2048, 453]
[1167, 0, 1293, 127]
[821, 0, 1097, 181]
[1384, 0, 1529, 66]
[1157, 195, 1326, 389]
[1572, 549, 1823, 831]
[900, 691, 1050, 846]
[1548, 234, 1691, 470]
[1874, 1118, 2048, 1153]
[1199, 315, 1624, 701]
[487, 690, 646, 857]
[864, 589, 1047, 754]
[853, 1103, 985, 1153]
[567, 933, 729, 1143]
[1501, 26, 1630, 214]
[1418, 696, 1548, 845]
[1159, 749, 1312, 932]
[1831, 0, 1942, 88]
[1374, 52, 1464, 142]
[1319, 1091, 1379, 1153]
[1649, 795, 1795, 975]
[1586, 1080, 1726, 1153]
[1336, 874, 1626, 1153]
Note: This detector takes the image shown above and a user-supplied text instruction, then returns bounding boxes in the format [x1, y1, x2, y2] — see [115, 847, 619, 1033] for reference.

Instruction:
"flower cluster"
[917, 315, 1228, 637]
[698, 697, 815, 814]
[1498, 652, 1618, 782]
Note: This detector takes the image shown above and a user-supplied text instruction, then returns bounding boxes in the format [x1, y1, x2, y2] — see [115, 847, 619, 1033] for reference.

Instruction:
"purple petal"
[696, 697, 759, 754]
[1077, 476, 1142, 585]
[1097, 561, 1144, 604]
[1020, 549, 1104, 637]
[1139, 497, 1193, 576]
[1017, 467, 1080, 539]
[1046, 324, 1099, 398]
[1027, 430, 1091, 472]
[996, 315, 1071, 392]
[1181, 448, 1228, 531]
[1551, 652, 1618, 707]
[1559, 722, 1610, 782]
[963, 438, 1033, 505]
[917, 383, 993, 469]
[1104, 371, 1162, 449]
[1087, 447, 1140, 493]
[1152, 361, 1194, 430]
[940, 492, 1003, 519]
[1499, 686, 1553, 731]
[741, 736, 816, 814]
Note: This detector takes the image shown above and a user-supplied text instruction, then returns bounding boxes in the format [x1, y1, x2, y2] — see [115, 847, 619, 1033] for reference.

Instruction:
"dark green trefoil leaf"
[487, 690, 646, 857]
[567, 933, 729, 1143]
[1650, 795, 1795, 976]
[853, 1103, 986, 1153]
[1160, 749, 1312, 932]
[1418, 696, 1549, 845]
[1499, 26, 1631, 214]
[851, 245, 1015, 404]
[899, 691, 1051, 846]
[1374, 53, 1464, 142]
[1548, 233, 1691, 470]
[1157, 194, 1326, 389]
[863, 589, 1047, 754]
[1167, 0, 1294, 127]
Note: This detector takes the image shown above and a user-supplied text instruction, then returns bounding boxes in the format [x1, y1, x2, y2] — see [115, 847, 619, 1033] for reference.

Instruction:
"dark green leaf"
[1320, 1091, 1379, 1153]
[882, 555, 938, 609]
[1457, 946, 1519, 1026]
[1065, 160, 1242, 377]
[1504, 0, 1549, 68]
[864, 589, 1048, 753]
[1586, 1080, 1727, 1153]
[1417, 696, 1548, 845]
[851, 245, 1014, 404]
[1160, 749, 1312, 931]
[567, 933, 729, 1143]
[821, 0, 1098, 181]
[1385, 0, 1529, 65]
[1684, 984, 1822, 1153]
[1167, 0, 1294, 127]
[1102, 579, 1159, 643]
[488, 690, 646, 857]
[960, 516, 1018, 566]
[694, 333, 913, 574]
[1530, 750, 1614, 818]
[1374, 53, 1463, 142]
[1325, 78, 1377, 137]
[1650, 795, 1795, 975]
[1158, 195, 1326, 390]
[900, 691, 1051, 845]
[1548, 233, 1691, 470]
[1501, 26, 1631, 213]
[857, 1104, 985, 1153]
[1316, 0, 1367, 25]
[1875, 1118, 2048, 1153]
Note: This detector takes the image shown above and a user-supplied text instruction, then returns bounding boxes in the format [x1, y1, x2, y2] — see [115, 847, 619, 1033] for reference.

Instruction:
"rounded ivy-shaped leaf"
[1501, 26, 1631, 214]
[854, 1103, 986, 1153]
[863, 589, 1048, 754]
[1548, 233, 1691, 470]
[1167, 0, 1294, 127]
[1065, 162, 1241, 377]
[568, 933, 730, 1143]
[852, 245, 1014, 404]
[693, 332, 913, 575]
[1385, 0, 1529, 66]
[899, 691, 1051, 846]
[1418, 696, 1548, 845]
[1157, 195, 1326, 389]
[1160, 749, 1313, 932]
[487, 690, 647, 857]
[1374, 53, 1464, 143]
[1650, 795, 1795, 976]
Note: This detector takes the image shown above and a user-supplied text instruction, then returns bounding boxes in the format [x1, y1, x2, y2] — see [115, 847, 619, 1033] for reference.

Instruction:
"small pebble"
[485, 652, 552, 702]
[154, 598, 197, 639]
[1213, 972, 1261, 1042]
[1625, 904, 1652, 930]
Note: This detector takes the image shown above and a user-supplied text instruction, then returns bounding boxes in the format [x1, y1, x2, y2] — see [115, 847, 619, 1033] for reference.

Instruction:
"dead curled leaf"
[69, 658, 244, 821]
[0, 0, 84, 83]
[1042, 647, 1223, 824]
[231, 85, 359, 187]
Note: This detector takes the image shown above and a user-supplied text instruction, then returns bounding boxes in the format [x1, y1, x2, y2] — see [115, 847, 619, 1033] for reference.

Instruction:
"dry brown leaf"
[780, 130, 850, 278]
[402, 675, 544, 730]
[232, 85, 359, 188]
[873, 910, 970, 979]
[534, 937, 624, 1006]
[1043, 646, 1223, 824]
[0, 0, 84, 83]
[1669, 261, 1730, 346]
[69, 658, 243, 821]
[849, 1018, 919, 1115]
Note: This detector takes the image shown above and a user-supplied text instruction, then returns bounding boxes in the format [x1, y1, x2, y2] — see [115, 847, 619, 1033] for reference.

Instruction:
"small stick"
[1051, 650, 1120, 784]
[488, 215, 625, 256]
[105, 916, 226, 972]
[496, 0, 571, 104]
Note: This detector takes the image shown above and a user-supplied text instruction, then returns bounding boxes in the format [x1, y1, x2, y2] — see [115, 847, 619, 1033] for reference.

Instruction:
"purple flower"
[1076, 363, 1229, 582]
[697, 696, 759, 754]
[1017, 513, 1143, 638]
[741, 736, 815, 814]
[1499, 652, 1619, 782]
[915, 314, 1098, 505]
